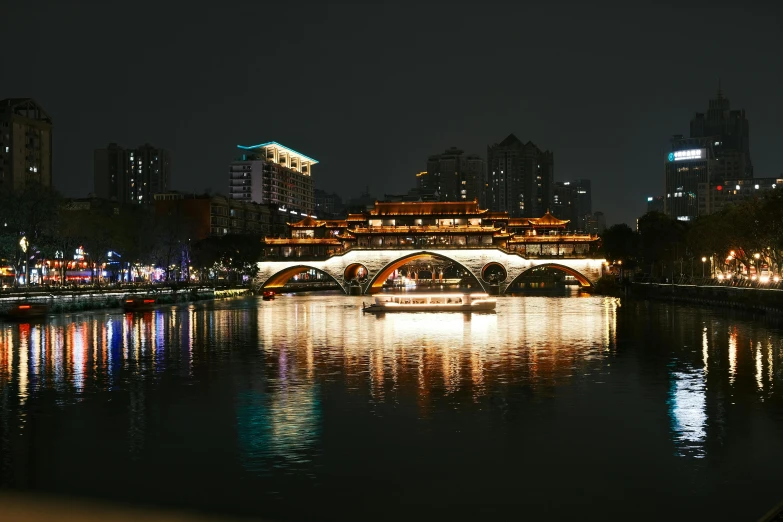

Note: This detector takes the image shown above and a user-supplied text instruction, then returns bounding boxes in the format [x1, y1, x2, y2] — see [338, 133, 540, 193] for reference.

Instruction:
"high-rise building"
[664, 86, 752, 220]
[0, 98, 53, 191]
[690, 84, 752, 179]
[229, 141, 316, 215]
[487, 134, 553, 217]
[553, 179, 591, 230]
[422, 147, 485, 205]
[94, 143, 170, 204]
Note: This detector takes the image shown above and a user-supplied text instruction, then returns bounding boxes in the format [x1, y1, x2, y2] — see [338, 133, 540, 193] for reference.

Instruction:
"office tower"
[664, 86, 752, 220]
[0, 98, 53, 191]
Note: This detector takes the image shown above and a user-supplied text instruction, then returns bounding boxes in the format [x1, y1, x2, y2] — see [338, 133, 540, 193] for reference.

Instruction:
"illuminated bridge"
[255, 248, 606, 295]
[254, 200, 605, 295]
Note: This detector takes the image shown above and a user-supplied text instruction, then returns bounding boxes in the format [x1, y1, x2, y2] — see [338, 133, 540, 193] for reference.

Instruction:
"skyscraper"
[229, 141, 316, 215]
[664, 86, 752, 220]
[487, 134, 553, 217]
[423, 147, 485, 205]
[0, 98, 53, 191]
[94, 143, 170, 204]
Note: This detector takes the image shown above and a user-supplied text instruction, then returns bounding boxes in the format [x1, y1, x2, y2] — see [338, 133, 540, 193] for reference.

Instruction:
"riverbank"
[0, 286, 218, 315]
[629, 282, 783, 314]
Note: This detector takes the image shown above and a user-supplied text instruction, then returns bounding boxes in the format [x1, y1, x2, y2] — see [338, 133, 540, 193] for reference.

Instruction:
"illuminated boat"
[262, 290, 276, 300]
[4, 302, 49, 320]
[362, 293, 496, 314]
[123, 296, 157, 312]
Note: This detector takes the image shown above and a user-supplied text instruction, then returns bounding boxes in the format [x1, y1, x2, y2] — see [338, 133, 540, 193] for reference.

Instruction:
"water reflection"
[1, 296, 783, 519]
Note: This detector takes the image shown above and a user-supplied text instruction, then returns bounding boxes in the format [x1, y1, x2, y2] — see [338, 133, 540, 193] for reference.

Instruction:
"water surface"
[1, 293, 782, 521]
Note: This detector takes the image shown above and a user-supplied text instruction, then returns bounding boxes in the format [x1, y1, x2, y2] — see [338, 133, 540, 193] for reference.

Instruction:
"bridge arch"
[343, 263, 369, 282]
[506, 262, 593, 291]
[365, 251, 483, 294]
[261, 264, 347, 294]
[481, 262, 508, 283]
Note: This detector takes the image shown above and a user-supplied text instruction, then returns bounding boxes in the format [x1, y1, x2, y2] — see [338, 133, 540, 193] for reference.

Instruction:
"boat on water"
[362, 293, 496, 314]
[123, 296, 157, 312]
[3, 302, 49, 320]
[262, 290, 276, 300]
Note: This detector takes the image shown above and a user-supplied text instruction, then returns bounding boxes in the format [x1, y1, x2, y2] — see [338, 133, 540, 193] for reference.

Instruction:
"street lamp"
[701, 256, 707, 278]
[19, 236, 28, 286]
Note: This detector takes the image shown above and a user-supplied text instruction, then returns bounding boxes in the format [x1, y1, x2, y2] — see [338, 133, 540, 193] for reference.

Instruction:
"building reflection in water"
[2, 297, 783, 475]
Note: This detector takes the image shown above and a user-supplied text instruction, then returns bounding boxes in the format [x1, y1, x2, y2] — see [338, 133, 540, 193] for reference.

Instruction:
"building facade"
[553, 179, 591, 230]
[94, 143, 170, 204]
[314, 188, 344, 218]
[229, 141, 316, 215]
[153, 192, 291, 241]
[697, 177, 783, 216]
[487, 134, 554, 218]
[0, 98, 53, 191]
[664, 87, 752, 221]
[421, 147, 486, 205]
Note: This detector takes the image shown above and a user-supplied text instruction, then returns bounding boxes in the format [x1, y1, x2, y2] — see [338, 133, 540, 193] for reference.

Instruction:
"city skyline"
[2, 3, 781, 227]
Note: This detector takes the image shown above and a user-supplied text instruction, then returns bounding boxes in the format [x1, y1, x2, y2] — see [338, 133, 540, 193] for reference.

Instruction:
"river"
[1, 292, 782, 521]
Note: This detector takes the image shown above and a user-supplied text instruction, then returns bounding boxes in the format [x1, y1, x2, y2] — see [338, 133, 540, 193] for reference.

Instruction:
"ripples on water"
[1, 294, 783, 521]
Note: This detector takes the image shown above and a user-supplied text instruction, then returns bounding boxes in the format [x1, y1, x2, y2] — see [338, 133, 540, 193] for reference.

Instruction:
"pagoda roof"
[288, 216, 321, 228]
[528, 211, 570, 227]
[507, 234, 598, 243]
[370, 200, 485, 216]
[264, 238, 342, 245]
[322, 220, 349, 228]
[346, 213, 368, 221]
[349, 225, 499, 234]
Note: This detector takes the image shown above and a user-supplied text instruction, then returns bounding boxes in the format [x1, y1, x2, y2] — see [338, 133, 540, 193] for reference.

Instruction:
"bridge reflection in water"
[1, 297, 783, 520]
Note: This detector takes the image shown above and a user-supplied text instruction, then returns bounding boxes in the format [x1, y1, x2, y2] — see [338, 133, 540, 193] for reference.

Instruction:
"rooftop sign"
[668, 149, 706, 162]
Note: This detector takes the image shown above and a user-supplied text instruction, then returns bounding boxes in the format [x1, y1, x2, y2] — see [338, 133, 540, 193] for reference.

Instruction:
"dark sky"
[3, 2, 781, 226]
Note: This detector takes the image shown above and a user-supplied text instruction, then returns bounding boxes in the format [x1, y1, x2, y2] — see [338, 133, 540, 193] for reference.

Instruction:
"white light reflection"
[728, 328, 737, 386]
[756, 341, 763, 392]
[702, 327, 708, 373]
[668, 369, 707, 458]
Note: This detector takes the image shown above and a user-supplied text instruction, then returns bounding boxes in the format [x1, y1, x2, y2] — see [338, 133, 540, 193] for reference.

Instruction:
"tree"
[600, 224, 639, 267]
[638, 211, 687, 279]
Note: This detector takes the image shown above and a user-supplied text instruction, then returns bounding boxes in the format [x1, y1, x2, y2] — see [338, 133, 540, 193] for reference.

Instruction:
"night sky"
[3, 2, 781, 226]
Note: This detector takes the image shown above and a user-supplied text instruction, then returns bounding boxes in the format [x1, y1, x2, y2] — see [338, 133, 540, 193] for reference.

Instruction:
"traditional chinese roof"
[346, 213, 367, 222]
[322, 220, 349, 228]
[264, 238, 343, 245]
[288, 216, 321, 228]
[527, 211, 569, 227]
[370, 200, 485, 216]
[349, 225, 499, 235]
[507, 234, 598, 243]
